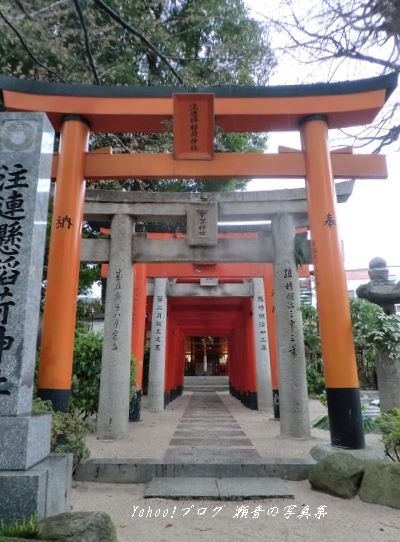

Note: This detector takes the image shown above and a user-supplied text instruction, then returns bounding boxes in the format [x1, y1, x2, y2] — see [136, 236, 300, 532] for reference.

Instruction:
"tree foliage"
[301, 303, 325, 394]
[301, 298, 400, 391]
[351, 298, 400, 361]
[267, 0, 400, 150]
[32, 395, 91, 472]
[377, 407, 400, 462]
[0, 0, 275, 86]
[71, 329, 103, 418]
[0, 0, 275, 191]
[0, 1, 277, 293]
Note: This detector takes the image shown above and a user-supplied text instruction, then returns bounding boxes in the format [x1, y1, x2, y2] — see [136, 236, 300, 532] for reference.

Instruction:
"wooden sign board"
[173, 93, 214, 160]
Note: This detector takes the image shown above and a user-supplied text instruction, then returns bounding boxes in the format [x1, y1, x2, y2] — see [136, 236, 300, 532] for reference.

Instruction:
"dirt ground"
[71, 480, 400, 542]
[72, 392, 400, 541]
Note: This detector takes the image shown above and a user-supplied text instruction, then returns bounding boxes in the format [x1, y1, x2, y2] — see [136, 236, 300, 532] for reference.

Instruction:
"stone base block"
[376, 351, 400, 412]
[0, 453, 72, 523]
[32, 453, 73, 517]
[0, 413, 51, 470]
[0, 469, 47, 523]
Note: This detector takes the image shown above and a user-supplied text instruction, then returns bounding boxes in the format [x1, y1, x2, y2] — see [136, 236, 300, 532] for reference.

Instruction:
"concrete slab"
[170, 438, 253, 447]
[217, 477, 295, 499]
[75, 458, 315, 482]
[144, 477, 295, 499]
[182, 416, 233, 419]
[177, 421, 240, 426]
[163, 448, 263, 464]
[174, 430, 246, 438]
[145, 477, 219, 499]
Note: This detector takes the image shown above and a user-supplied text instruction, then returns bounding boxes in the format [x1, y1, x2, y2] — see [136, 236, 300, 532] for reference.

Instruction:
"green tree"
[0, 0, 274, 86]
[0, 1, 276, 294]
[302, 298, 400, 391]
[301, 303, 325, 395]
[0, 0, 275, 191]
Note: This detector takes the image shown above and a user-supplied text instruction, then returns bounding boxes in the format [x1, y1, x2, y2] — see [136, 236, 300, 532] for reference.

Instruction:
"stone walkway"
[163, 392, 264, 464]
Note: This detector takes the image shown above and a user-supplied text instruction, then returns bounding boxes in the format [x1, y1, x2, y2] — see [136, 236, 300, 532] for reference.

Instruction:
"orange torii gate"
[0, 72, 395, 449]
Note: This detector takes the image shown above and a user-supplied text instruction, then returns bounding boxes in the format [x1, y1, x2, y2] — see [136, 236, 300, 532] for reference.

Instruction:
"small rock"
[39, 511, 118, 542]
[310, 442, 386, 462]
[359, 461, 400, 509]
[309, 452, 366, 498]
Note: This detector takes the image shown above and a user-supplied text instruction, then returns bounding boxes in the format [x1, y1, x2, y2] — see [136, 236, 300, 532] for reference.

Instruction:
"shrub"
[32, 397, 91, 473]
[376, 408, 400, 462]
[301, 304, 325, 395]
[31, 397, 53, 413]
[0, 514, 39, 538]
[51, 411, 91, 472]
[302, 299, 400, 392]
[71, 330, 137, 417]
[368, 311, 400, 360]
[351, 298, 382, 388]
[306, 365, 325, 395]
[351, 298, 400, 388]
[71, 330, 103, 418]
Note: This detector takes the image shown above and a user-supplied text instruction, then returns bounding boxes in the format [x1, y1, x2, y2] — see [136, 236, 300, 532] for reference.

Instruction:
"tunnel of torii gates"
[84, 183, 354, 444]
[0, 72, 396, 450]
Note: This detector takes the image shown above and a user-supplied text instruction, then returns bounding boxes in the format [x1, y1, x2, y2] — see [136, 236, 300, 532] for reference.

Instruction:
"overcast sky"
[244, 0, 400, 272]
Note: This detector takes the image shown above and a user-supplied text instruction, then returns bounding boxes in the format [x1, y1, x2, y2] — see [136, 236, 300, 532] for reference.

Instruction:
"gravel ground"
[72, 391, 399, 542]
[71, 480, 400, 542]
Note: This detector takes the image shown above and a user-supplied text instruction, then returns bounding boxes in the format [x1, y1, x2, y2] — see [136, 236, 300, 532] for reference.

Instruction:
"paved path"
[163, 392, 264, 464]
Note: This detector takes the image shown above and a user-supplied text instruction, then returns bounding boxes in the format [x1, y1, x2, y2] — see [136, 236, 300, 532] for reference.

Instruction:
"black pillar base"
[326, 387, 365, 449]
[273, 389, 280, 419]
[129, 390, 142, 422]
[164, 390, 170, 408]
[229, 385, 258, 410]
[37, 388, 70, 412]
[164, 386, 183, 408]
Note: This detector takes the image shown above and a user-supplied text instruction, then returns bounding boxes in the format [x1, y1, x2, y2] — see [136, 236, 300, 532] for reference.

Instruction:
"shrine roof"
[0, 73, 397, 133]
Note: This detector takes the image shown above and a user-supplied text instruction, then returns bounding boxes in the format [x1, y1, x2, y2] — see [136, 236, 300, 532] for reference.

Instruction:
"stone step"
[75, 458, 314, 484]
[144, 476, 295, 500]
[184, 376, 229, 385]
[184, 385, 229, 392]
[183, 376, 229, 392]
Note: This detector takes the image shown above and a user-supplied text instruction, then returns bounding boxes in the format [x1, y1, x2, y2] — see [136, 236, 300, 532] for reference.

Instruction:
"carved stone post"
[272, 213, 310, 438]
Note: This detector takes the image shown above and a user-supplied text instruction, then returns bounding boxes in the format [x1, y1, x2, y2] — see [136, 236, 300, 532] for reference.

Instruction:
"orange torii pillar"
[129, 263, 147, 422]
[252, 277, 272, 412]
[301, 116, 364, 449]
[228, 333, 237, 399]
[177, 327, 185, 394]
[229, 328, 245, 403]
[37, 116, 89, 411]
[244, 298, 258, 410]
[165, 318, 184, 405]
[263, 264, 280, 418]
[165, 316, 177, 406]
